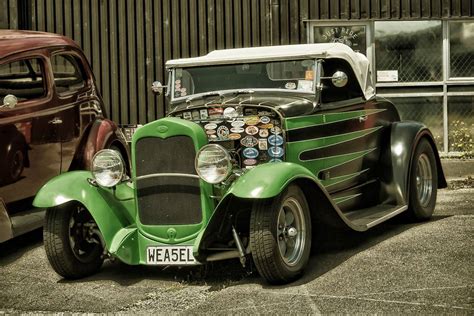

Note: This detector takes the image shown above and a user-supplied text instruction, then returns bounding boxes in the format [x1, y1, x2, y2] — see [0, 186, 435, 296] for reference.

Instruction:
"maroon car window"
[0, 58, 45, 104]
[51, 54, 86, 95]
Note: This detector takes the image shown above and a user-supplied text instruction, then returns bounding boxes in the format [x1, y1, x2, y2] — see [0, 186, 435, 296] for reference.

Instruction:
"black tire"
[250, 184, 312, 284]
[407, 138, 438, 221]
[0, 141, 25, 184]
[43, 202, 104, 279]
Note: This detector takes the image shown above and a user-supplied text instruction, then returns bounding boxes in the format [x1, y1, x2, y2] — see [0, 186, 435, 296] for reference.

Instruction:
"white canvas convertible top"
[166, 43, 375, 100]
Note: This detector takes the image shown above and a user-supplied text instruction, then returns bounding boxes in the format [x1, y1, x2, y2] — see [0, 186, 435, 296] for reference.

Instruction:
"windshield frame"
[168, 58, 319, 103]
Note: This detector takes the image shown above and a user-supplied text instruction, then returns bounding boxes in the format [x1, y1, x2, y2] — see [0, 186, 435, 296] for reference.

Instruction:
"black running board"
[343, 204, 408, 230]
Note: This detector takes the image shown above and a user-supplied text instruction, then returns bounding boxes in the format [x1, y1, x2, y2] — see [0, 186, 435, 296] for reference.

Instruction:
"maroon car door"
[49, 52, 99, 172]
[0, 56, 62, 211]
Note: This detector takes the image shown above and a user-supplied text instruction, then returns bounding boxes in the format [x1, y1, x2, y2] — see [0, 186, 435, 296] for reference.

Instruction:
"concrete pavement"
[0, 188, 473, 314]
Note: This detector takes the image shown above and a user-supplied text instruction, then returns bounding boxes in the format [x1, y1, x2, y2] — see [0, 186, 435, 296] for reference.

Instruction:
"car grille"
[135, 136, 202, 225]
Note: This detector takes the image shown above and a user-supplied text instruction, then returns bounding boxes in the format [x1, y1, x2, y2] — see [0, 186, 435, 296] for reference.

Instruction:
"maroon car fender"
[69, 118, 130, 172]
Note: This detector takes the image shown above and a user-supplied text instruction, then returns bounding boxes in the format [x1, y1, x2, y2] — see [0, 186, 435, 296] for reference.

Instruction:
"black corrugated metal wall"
[1, 0, 473, 125]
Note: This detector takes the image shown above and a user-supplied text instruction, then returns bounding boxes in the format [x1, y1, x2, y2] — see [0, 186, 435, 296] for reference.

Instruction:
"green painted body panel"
[130, 117, 214, 244]
[33, 170, 204, 265]
[33, 171, 136, 250]
[286, 126, 382, 155]
[225, 162, 318, 199]
[284, 108, 386, 130]
[283, 109, 385, 190]
[322, 168, 369, 188]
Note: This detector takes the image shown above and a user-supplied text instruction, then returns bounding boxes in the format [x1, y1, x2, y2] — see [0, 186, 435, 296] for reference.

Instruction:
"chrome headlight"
[91, 149, 124, 187]
[195, 144, 232, 184]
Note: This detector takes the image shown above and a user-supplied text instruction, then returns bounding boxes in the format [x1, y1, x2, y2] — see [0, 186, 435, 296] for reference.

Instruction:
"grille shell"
[135, 136, 202, 225]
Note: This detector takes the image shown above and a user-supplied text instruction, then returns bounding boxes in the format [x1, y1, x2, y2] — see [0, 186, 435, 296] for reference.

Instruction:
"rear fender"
[33, 171, 136, 249]
[381, 122, 447, 205]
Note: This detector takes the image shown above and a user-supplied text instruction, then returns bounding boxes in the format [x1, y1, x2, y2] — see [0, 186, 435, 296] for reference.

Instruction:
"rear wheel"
[407, 138, 438, 220]
[43, 202, 104, 279]
[250, 184, 311, 284]
[0, 141, 25, 184]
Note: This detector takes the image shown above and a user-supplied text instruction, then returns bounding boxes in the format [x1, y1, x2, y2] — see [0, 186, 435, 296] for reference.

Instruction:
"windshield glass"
[172, 59, 316, 100]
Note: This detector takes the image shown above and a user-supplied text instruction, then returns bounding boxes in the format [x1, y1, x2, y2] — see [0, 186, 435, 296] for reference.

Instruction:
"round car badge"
[268, 146, 284, 158]
[270, 126, 282, 134]
[223, 107, 238, 120]
[231, 120, 245, 127]
[258, 123, 273, 130]
[240, 136, 258, 147]
[204, 123, 217, 130]
[217, 125, 229, 139]
[245, 125, 259, 135]
[228, 133, 242, 140]
[259, 129, 269, 138]
[244, 116, 259, 126]
[206, 129, 216, 135]
[230, 127, 244, 133]
[243, 147, 259, 159]
[243, 158, 257, 166]
[260, 116, 271, 124]
[268, 134, 284, 146]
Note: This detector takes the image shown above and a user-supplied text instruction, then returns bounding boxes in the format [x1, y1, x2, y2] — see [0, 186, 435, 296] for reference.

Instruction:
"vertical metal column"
[442, 21, 449, 153]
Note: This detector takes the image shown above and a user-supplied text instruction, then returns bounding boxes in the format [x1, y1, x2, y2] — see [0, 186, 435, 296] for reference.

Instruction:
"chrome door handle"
[48, 117, 63, 125]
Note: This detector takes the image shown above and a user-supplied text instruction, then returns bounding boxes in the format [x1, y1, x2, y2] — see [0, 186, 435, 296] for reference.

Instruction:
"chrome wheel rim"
[277, 197, 306, 266]
[416, 153, 433, 208]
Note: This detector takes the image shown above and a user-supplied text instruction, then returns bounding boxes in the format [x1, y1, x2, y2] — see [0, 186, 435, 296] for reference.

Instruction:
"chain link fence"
[448, 96, 474, 155]
[449, 22, 474, 78]
[375, 22, 443, 82]
[389, 97, 444, 150]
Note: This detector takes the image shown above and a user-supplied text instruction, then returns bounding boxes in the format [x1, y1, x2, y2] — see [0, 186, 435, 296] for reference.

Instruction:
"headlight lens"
[91, 149, 124, 187]
[195, 144, 232, 184]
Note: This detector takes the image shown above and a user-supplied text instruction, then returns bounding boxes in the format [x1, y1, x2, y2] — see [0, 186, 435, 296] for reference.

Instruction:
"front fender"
[33, 171, 136, 249]
[226, 162, 318, 199]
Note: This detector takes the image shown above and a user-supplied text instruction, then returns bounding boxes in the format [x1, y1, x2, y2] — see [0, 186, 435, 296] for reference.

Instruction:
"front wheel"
[250, 184, 312, 284]
[43, 202, 104, 279]
[407, 138, 438, 221]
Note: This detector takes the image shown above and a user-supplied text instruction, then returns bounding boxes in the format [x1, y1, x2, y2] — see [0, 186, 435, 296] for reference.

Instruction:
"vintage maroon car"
[0, 30, 129, 242]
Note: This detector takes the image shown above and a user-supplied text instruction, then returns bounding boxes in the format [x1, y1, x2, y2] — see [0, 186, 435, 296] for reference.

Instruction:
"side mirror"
[151, 81, 165, 95]
[331, 71, 348, 88]
[0, 94, 18, 109]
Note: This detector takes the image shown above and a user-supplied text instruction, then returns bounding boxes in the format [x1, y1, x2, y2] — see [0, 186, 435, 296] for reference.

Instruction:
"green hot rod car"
[34, 43, 446, 284]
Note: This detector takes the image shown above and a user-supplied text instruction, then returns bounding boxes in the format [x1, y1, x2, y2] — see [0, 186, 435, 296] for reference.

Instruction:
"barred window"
[375, 21, 442, 83]
[449, 22, 474, 78]
[448, 96, 474, 153]
[389, 97, 444, 150]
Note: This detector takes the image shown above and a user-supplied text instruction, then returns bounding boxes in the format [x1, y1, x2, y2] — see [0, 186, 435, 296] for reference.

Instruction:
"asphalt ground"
[0, 187, 473, 314]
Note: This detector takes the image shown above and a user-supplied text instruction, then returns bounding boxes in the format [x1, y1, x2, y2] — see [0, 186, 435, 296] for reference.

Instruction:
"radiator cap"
[157, 125, 168, 133]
